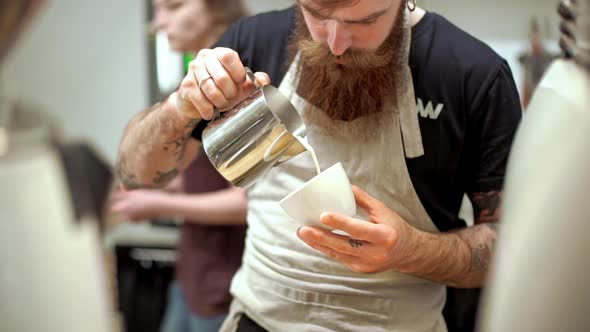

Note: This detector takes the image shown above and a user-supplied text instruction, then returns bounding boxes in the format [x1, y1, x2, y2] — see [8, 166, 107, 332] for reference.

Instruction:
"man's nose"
[326, 20, 352, 56]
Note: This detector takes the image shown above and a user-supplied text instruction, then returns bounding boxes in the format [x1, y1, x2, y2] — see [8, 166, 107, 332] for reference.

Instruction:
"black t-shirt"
[193, 7, 522, 232]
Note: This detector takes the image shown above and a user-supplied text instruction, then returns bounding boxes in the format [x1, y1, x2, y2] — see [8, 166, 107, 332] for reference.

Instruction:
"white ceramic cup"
[279, 162, 356, 229]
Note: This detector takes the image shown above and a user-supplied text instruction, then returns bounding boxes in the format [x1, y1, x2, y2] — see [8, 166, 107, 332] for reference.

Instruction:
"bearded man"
[116, 0, 522, 331]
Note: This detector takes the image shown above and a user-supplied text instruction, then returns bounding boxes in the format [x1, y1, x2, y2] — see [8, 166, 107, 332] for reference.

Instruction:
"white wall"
[419, 0, 562, 95]
[421, 0, 561, 41]
[1, 0, 149, 163]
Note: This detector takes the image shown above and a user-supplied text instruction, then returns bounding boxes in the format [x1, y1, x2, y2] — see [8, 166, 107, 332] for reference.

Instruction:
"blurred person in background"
[116, 0, 522, 331]
[111, 0, 248, 331]
[518, 17, 558, 108]
[0, 1, 45, 62]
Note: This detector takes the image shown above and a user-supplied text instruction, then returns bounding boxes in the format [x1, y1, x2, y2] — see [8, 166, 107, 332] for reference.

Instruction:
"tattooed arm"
[390, 191, 501, 288]
[398, 190, 501, 287]
[116, 94, 201, 189]
[115, 48, 272, 189]
[460, 191, 501, 277]
[298, 188, 502, 288]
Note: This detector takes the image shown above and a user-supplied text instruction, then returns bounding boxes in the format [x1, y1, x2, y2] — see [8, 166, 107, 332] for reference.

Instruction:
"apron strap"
[398, 67, 425, 159]
[398, 9, 424, 159]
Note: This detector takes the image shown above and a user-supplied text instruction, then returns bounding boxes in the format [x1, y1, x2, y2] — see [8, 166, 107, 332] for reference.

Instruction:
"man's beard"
[292, 2, 406, 122]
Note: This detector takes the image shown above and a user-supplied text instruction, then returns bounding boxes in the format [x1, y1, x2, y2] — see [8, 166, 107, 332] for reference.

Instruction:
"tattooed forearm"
[418, 191, 501, 287]
[463, 191, 502, 277]
[115, 157, 146, 189]
[471, 241, 493, 272]
[399, 221, 498, 288]
[116, 91, 202, 188]
[136, 100, 162, 121]
[163, 135, 189, 158]
[437, 221, 498, 288]
[153, 168, 180, 185]
[399, 191, 502, 288]
[162, 119, 199, 159]
[464, 223, 497, 273]
[467, 190, 501, 273]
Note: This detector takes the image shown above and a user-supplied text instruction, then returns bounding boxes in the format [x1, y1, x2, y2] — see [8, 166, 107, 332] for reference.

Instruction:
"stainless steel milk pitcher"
[202, 68, 307, 188]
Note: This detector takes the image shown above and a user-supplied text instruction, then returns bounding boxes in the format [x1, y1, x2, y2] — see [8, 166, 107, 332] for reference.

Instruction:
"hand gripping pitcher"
[202, 68, 307, 188]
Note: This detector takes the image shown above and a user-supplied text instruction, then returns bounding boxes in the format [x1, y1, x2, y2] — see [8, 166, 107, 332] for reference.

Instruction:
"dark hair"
[204, 0, 248, 27]
[297, 0, 361, 14]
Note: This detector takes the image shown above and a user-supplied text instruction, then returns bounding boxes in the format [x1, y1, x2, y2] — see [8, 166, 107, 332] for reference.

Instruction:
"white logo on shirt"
[416, 98, 444, 120]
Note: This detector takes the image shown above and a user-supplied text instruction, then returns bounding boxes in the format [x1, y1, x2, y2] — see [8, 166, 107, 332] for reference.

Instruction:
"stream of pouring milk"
[296, 136, 321, 176]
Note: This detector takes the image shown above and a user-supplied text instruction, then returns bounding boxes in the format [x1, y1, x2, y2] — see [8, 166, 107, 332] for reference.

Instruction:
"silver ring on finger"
[198, 76, 213, 90]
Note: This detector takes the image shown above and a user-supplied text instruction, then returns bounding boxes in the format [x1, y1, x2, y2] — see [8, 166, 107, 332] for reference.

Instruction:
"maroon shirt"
[176, 147, 246, 316]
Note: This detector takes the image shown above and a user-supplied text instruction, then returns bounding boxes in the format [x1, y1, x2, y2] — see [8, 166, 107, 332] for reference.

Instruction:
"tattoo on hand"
[153, 169, 179, 184]
[349, 239, 364, 248]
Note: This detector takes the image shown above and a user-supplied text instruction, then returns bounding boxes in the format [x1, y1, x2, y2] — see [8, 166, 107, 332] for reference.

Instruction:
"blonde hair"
[0, 0, 45, 62]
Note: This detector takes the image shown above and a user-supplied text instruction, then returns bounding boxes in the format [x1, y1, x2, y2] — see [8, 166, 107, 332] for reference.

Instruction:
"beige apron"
[220, 11, 446, 332]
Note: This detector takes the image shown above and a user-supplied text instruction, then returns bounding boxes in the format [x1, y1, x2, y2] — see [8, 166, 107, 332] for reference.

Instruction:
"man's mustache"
[297, 38, 394, 70]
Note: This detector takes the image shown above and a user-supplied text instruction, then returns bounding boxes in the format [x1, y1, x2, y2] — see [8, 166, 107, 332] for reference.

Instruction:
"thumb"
[253, 72, 271, 86]
[352, 185, 381, 213]
[235, 71, 269, 101]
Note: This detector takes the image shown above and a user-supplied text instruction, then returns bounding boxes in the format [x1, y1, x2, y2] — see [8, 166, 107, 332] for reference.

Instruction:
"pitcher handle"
[197, 67, 259, 122]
